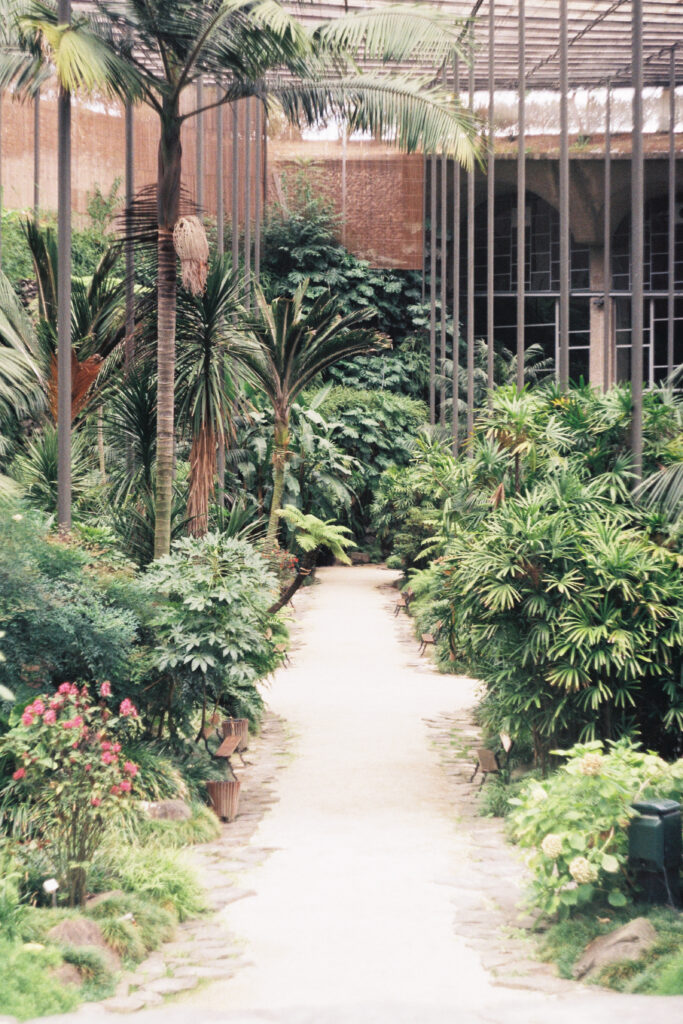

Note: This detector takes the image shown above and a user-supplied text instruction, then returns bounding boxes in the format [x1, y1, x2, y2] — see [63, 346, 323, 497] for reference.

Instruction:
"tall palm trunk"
[267, 415, 289, 544]
[154, 105, 182, 559]
[187, 419, 216, 536]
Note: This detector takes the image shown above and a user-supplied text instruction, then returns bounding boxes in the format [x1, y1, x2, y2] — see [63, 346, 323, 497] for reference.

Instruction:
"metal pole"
[262, 110, 268, 228]
[603, 79, 612, 388]
[216, 88, 224, 257]
[440, 70, 448, 425]
[452, 56, 461, 455]
[196, 78, 204, 219]
[516, 0, 526, 391]
[0, 92, 3, 268]
[467, 41, 475, 440]
[429, 154, 437, 425]
[559, 0, 570, 387]
[244, 97, 251, 307]
[486, 0, 495, 406]
[668, 46, 676, 379]
[124, 101, 134, 373]
[57, 0, 72, 529]
[631, 0, 644, 480]
[341, 126, 348, 247]
[232, 104, 239, 274]
[33, 90, 40, 218]
[254, 101, 261, 289]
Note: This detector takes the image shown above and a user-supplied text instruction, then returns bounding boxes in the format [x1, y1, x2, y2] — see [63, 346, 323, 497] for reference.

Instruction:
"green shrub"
[0, 939, 79, 1020]
[85, 892, 177, 953]
[0, 843, 26, 939]
[105, 844, 206, 921]
[508, 739, 683, 920]
[60, 944, 114, 995]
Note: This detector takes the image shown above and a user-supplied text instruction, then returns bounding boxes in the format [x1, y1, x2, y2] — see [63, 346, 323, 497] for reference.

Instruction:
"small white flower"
[568, 856, 598, 885]
[42, 878, 59, 894]
[579, 753, 603, 776]
[11, 514, 23, 522]
[541, 833, 563, 859]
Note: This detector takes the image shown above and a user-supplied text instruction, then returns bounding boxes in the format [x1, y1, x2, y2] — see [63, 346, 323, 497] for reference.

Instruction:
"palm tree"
[3, 0, 479, 556]
[233, 281, 388, 542]
[268, 504, 354, 614]
[175, 258, 241, 535]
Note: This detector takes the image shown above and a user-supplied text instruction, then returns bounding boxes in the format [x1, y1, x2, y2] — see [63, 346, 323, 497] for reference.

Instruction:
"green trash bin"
[628, 798, 681, 907]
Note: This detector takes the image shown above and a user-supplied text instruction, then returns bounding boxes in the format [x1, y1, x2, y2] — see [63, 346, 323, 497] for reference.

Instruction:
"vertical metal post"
[452, 56, 461, 455]
[516, 0, 526, 391]
[440, 67, 448, 426]
[668, 46, 676, 378]
[216, 88, 224, 257]
[631, 0, 644, 479]
[341, 126, 348, 247]
[486, 0, 495, 405]
[467, 40, 475, 440]
[0, 92, 3, 267]
[421, 153, 427, 302]
[603, 79, 612, 388]
[244, 97, 251, 307]
[196, 78, 204, 219]
[33, 90, 40, 218]
[559, 0, 570, 387]
[262, 110, 268, 226]
[429, 155, 437, 425]
[57, 0, 72, 529]
[254, 101, 261, 289]
[124, 101, 134, 373]
[232, 104, 239, 273]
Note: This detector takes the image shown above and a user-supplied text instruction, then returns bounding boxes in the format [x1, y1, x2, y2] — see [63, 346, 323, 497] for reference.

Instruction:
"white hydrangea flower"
[541, 833, 563, 859]
[579, 753, 603, 776]
[569, 856, 598, 885]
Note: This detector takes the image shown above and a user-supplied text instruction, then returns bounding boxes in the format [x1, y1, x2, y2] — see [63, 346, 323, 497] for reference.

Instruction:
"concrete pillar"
[589, 245, 609, 389]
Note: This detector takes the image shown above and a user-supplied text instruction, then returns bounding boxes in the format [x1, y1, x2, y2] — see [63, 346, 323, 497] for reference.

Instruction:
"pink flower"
[12, 767, 26, 781]
[110, 785, 120, 796]
[100, 740, 111, 751]
[61, 720, 74, 730]
[85, 764, 92, 773]
[101, 751, 117, 765]
[119, 779, 132, 792]
[58, 682, 76, 695]
[71, 741, 79, 750]
[119, 699, 138, 718]
[30, 699, 45, 716]
[100, 681, 111, 698]
[43, 709, 57, 725]
[21, 710, 35, 727]
[71, 716, 83, 729]
[124, 761, 139, 777]
[50, 696, 64, 710]
[91, 797, 101, 807]
[111, 743, 121, 754]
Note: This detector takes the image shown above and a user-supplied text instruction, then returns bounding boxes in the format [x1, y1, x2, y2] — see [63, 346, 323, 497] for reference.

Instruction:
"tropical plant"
[232, 282, 387, 541]
[1, 682, 141, 905]
[2, 0, 478, 555]
[268, 505, 355, 613]
[141, 532, 286, 733]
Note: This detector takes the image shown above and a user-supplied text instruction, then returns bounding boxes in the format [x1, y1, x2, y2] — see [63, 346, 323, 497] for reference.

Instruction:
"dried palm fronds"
[173, 216, 209, 295]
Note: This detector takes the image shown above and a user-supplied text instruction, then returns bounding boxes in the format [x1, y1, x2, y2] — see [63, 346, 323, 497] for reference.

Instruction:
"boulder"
[46, 916, 121, 971]
[139, 798, 192, 821]
[573, 917, 658, 980]
[50, 963, 82, 987]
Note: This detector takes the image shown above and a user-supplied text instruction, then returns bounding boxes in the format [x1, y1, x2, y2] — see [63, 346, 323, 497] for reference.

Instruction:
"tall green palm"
[233, 281, 388, 542]
[175, 258, 241, 536]
[3, 0, 479, 556]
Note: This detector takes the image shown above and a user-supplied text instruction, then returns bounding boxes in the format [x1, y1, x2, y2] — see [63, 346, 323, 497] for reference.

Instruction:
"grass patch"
[86, 892, 177, 957]
[103, 844, 207, 921]
[0, 939, 79, 1021]
[60, 945, 115, 1001]
[136, 804, 221, 848]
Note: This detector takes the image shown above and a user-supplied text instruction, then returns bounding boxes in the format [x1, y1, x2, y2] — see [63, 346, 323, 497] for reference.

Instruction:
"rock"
[102, 994, 148, 1013]
[139, 799, 191, 821]
[573, 917, 658, 980]
[50, 963, 82, 987]
[144, 975, 199, 995]
[46, 916, 121, 971]
[350, 551, 371, 565]
[85, 890, 125, 909]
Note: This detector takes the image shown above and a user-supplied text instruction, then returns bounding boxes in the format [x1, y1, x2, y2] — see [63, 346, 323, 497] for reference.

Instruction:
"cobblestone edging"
[384, 583, 581, 999]
[88, 713, 289, 1016]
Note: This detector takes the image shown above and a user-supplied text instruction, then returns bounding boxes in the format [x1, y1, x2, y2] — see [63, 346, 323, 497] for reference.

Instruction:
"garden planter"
[206, 779, 241, 822]
[222, 717, 249, 752]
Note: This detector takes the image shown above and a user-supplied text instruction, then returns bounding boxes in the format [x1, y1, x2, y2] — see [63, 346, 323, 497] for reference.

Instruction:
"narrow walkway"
[46, 565, 683, 1024]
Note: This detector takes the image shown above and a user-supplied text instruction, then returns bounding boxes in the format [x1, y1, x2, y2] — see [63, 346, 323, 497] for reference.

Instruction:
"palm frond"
[313, 5, 469, 65]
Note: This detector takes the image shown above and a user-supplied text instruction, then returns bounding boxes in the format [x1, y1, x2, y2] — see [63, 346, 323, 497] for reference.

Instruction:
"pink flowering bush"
[1, 682, 140, 906]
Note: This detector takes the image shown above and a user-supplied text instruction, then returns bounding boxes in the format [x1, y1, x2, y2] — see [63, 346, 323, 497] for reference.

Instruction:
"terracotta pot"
[206, 779, 241, 822]
[222, 717, 249, 752]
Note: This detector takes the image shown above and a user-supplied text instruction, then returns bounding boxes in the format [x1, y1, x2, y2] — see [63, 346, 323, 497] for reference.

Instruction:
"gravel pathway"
[31, 565, 683, 1024]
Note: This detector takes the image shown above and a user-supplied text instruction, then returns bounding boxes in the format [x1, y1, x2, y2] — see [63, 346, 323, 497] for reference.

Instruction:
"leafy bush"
[1, 683, 141, 905]
[104, 844, 206, 921]
[508, 739, 683, 920]
[141, 533, 286, 729]
[0, 939, 79, 1020]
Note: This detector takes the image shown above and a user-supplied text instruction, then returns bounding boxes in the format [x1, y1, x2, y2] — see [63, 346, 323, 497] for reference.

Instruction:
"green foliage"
[0, 939, 79, 1020]
[85, 891, 177, 954]
[0, 210, 111, 289]
[278, 505, 355, 565]
[133, 804, 221, 849]
[0, 842, 26, 940]
[103, 843, 206, 921]
[141, 533, 286, 727]
[508, 739, 683, 921]
[317, 386, 428, 539]
[0, 683, 141, 905]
